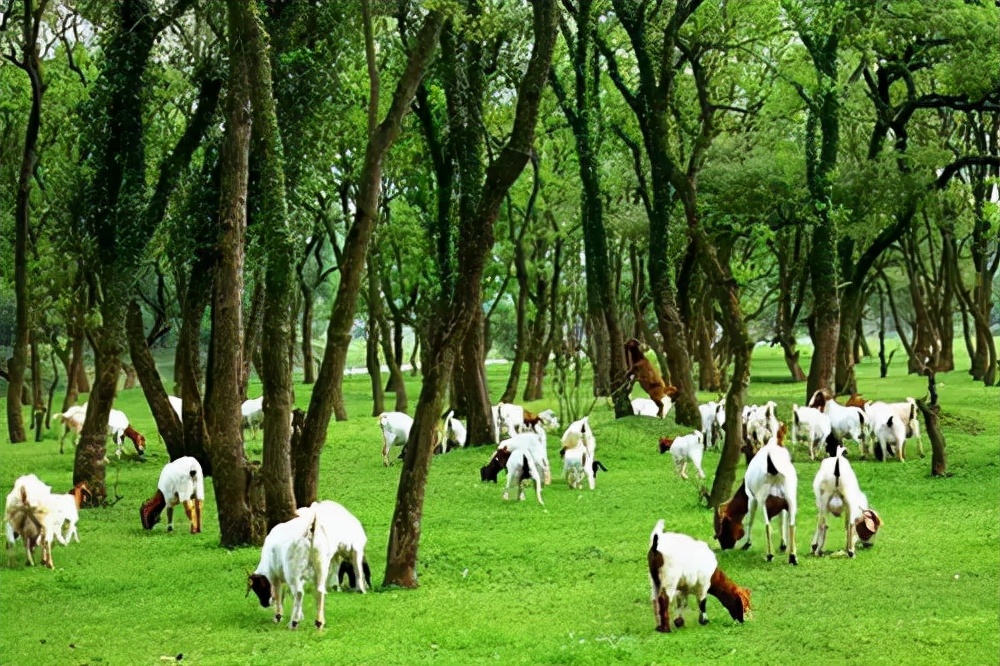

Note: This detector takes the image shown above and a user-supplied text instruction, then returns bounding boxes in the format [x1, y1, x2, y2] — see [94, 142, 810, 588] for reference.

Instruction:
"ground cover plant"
[1, 345, 998, 665]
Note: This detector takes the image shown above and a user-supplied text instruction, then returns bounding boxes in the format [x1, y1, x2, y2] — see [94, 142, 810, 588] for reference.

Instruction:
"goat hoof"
[674, 617, 684, 628]
[289, 621, 298, 630]
[779, 544, 787, 552]
[741, 542, 752, 551]
[699, 616, 709, 626]
[789, 554, 798, 565]
[167, 525, 173, 532]
[811, 543, 818, 554]
[315, 620, 324, 629]
[766, 553, 774, 562]
[848, 550, 855, 559]
[655, 625, 671, 634]
[274, 615, 282, 624]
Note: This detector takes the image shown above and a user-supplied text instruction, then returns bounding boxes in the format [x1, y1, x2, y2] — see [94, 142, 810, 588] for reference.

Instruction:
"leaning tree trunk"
[384, 0, 557, 587]
[293, 6, 446, 508]
[915, 372, 947, 477]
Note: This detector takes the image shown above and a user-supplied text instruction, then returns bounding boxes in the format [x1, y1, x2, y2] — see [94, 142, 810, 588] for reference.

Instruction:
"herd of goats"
[6, 340, 918, 632]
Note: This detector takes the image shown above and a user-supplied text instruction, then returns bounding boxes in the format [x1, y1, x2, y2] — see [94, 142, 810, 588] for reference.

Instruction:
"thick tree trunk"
[240, 275, 265, 399]
[588, 313, 611, 397]
[122, 364, 138, 389]
[455, 308, 493, 447]
[177, 264, 213, 468]
[205, 2, 256, 546]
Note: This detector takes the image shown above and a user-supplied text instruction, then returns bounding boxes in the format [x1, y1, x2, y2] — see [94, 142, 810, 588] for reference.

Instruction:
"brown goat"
[624, 339, 678, 416]
[713, 481, 750, 550]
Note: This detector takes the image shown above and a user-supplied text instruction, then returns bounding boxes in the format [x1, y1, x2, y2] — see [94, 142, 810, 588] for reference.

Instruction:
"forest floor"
[1, 346, 998, 665]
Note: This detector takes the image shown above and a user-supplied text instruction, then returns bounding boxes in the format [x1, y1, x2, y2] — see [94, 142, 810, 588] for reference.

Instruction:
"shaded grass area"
[1, 346, 998, 665]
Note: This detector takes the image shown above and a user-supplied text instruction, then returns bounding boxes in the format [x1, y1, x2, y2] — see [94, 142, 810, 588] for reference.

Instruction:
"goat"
[53, 404, 87, 454]
[241, 397, 265, 440]
[811, 446, 870, 558]
[808, 390, 869, 458]
[790, 404, 832, 461]
[378, 411, 414, 466]
[536, 409, 560, 431]
[440, 410, 467, 452]
[648, 520, 751, 632]
[631, 397, 671, 418]
[168, 395, 183, 421]
[493, 402, 526, 440]
[502, 449, 544, 504]
[743, 401, 778, 452]
[140, 456, 205, 533]
[624, 339, 679, 418]
[4, 474, 53, 568]
[714, 439, 799, 564]
[108, 408, 145, 457]
[658, 430, 706, 480]
[310, 500, 369, 594]
[480, 432, 551, 485]
[699, 401, 725, 448]
[247, 506, 332, 630]
[560, 443, 607, 490]
[40, 482, 91, 549]
[864, 399, 922, 460]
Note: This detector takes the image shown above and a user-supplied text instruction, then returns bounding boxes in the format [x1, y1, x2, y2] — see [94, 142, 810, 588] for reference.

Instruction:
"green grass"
[1, 346, 998, 665]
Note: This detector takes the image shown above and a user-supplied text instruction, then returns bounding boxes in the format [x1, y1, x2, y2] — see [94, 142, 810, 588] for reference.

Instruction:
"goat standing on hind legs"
[623, 339, 679, 418]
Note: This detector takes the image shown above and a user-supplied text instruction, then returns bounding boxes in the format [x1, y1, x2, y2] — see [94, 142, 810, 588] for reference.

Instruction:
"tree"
[293, 3, 445, 507]
[384, 0, 558, 588]
[3, 0, 49, 443]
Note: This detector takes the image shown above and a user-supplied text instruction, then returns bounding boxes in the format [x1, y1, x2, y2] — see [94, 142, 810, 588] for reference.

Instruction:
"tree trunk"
[588, 313, 611, 397]
[241, 275, 265, 399]
[295, 8, 445, 507]
[915, 373, 946, 477]
[6, 0, 49, 444]
[30, 334, 44, 441]
[385, 0, 556, 587]
[455, 308, 493, 447]
[126, 300, 185, 459]
[366, 259, 386, 417]
[177, 262, 213, 469]
[63, 326, 85, 411]
[301, 293, 315, 384]
[204, 1, 256, 546]
[122, 363, 138, 389]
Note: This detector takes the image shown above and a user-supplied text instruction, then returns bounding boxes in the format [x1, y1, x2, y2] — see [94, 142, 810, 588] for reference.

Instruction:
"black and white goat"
[811, 445, 870, 558]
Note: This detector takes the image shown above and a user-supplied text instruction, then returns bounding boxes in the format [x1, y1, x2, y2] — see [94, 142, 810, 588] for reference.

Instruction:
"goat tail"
[833, 456, 841, 487]
[766, 453, 779, 476]
[651, 519, 665, 547]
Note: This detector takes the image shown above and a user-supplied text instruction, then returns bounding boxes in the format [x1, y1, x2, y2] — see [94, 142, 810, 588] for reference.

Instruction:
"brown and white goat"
[624, 339, 679, 418]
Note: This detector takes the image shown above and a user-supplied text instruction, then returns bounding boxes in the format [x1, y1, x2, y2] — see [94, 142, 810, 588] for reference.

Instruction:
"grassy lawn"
[1, 345, 998, 665]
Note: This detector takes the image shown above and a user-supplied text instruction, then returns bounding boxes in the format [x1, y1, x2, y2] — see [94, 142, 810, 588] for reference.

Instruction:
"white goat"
[868, 408, 908, 462]
[647, 520, 752, 632]
[168, 395, 183, 421]
[744, 401, 778, 450]
[559, 417, 604, 490]
[502, 448, 544, 505]
[494, 402, 525, 438]
[378, 411, 413, 466]
[441, 410, 467, 451]
[812, 446, 869, 558]
[4, 474, 53, 568]
[480, 431, 552, 485]
[536, 409, 560, 431]
[241, 397, 265, 440]
[53, 404, 87, 453]
[140, 456, 205, 533]
[40, 483, 90, 548]
[791, 404, 833, 461]
[808, 391, 869, 458]
[632, 398, 669, 418]
[309, 500, 369, 594]
[247, 506, 333, 630]
[659, 430, 706, 480]
[699, 401, 725, 448]
[865, 399, 922, 460]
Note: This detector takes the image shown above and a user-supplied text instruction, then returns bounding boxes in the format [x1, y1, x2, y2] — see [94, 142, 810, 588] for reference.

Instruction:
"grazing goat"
[715, 440, 799, 564]
[648, 520, 751, 632]
[41, 482, 91, 549]
[743, 401, 779, 451]
[808, 390, 869, 458]
[493, 402, 526, 439]
[632, 398, 670, 418]
[536, 409, 560, 431]
[378, 411, 414, 466]
[812, 446, 870, 558]
[4, 474, 53, 568]
[140, 457, 205, 533]
[247, 506, 332, 630]
[502, 449, 545, 505]
[559, 417, 604, 490]
[242, 397, 265, 440]
[659, 430, 706, 480]
[109, 408, 145, 457]
[699, 401, 725, 448]
[480, 432, 551, 485]
[440, 410, 467, 452]
[791, 404, 832, 461]
[560, 443, 607, 490]
[310, 501, 369, 594]
[624, 339, 679, 418]
[864, 399, 922, 460]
